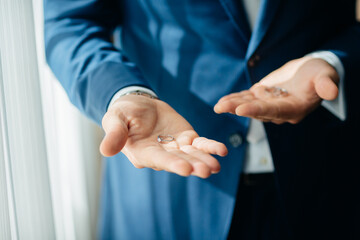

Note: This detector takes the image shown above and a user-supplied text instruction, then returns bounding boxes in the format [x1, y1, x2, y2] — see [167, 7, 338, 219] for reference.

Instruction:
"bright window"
[0, 1, 103, 239]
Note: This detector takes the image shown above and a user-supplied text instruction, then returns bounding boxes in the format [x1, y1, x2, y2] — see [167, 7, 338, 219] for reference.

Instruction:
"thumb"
[100, 111, 129, 157]
[314, 76, 339, 101]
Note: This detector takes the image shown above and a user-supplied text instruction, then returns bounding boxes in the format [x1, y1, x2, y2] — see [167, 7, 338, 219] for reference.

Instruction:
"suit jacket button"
[248, 54, 260, 67]
[229, 133, 243, 148]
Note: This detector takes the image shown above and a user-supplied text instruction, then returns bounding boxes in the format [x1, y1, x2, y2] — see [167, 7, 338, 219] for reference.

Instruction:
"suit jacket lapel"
[218, 0, 251, 43]
[246, 0, 281, 58]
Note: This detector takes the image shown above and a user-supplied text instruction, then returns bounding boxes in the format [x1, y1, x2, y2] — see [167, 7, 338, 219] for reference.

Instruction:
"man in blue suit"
[44, 0, 360, 239]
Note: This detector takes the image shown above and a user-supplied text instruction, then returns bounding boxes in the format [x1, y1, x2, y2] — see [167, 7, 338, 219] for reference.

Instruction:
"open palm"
[100, 95, 228, 178]
[214, 57, 340, 124]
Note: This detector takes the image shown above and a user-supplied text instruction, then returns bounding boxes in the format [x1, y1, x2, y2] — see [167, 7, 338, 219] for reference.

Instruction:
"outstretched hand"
[100, 94, 228, 178]
[214, 57, 340, 124]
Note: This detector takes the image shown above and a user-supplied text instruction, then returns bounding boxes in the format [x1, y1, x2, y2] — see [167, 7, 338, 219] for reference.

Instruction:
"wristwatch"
[123, 90, 159, 100]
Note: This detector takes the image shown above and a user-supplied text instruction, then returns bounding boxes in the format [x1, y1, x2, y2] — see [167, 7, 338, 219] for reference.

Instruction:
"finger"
[192, 137, 228, 157]
[141, 147, 212, 178]
[235, 99, 296, 120]
[235, 100, 268, 118]
[217, 91, 254, 102]
[214, 95, 254, 114]
[180, 145, 221, 173]
[255, 117, 272, 122]
[314, 76, 339, 101]
[251, 84, 268, 98]
[271, 119, 286, 124]
[254, 107, 303, 124]
[170, 149, 212, 178]
[175, 130, 199, 146]
[140, 147, 193, 177]
[100, 111, 129, 157]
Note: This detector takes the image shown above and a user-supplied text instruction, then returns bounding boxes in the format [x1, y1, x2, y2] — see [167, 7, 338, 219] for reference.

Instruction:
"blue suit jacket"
[44, 0, 360, 239]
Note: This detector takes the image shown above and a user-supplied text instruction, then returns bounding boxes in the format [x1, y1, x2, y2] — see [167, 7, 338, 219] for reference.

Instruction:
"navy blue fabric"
[44, 0, 360, 239]
[227, 173, 292, 240]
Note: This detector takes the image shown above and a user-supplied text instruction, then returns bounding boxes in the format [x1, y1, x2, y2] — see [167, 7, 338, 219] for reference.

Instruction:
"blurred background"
[1, 0, 102, 239]
[0, 0, 359, 240]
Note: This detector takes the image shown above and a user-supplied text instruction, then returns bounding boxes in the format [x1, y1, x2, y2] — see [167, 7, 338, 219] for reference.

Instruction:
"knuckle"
[180, 145, 193, 152]
[209, 159, 221, 170]
[134, 164, 144, 169]
[203, 171, 212, 178]
[272, 120, 285, 125]
[132, 161, 144, 169]
[171, 160, 192, 175]
[288, 118, 300, 124]
[193, 137, 207, 146]
[101, 112, 111, 126]
[195, 161, 208, 169]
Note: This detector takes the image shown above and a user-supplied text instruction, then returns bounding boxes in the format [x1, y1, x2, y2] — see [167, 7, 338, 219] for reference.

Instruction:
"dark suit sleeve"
[322, 22, 360, 120]
[44, 0, 151, 124]
[311, 1, 360, 120]
[323, 23, 360, 77]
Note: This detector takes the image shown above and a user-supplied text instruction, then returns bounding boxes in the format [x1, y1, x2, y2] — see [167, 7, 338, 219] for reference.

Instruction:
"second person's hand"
[214, 57, 340, 124]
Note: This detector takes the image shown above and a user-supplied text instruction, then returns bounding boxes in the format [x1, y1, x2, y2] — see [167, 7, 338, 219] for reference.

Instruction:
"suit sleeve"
[44, 0, 151, 124]
[314, 2, 360, 121]
[321, 21, 360, 121]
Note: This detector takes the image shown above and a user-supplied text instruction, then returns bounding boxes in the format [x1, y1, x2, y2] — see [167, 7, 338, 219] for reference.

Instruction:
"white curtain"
[0, 0, 104, 239]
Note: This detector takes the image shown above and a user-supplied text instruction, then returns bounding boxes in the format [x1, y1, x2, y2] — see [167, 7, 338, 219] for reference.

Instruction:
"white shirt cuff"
[108, 86, 158, 110]
[307, 51, 346, 121]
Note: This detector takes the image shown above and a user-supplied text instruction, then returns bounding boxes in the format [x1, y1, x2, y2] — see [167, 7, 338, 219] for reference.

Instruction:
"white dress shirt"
[109, 0, 346, 174]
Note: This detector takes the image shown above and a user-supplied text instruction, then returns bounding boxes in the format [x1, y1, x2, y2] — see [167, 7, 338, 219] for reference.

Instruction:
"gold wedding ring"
[157, 135, 175, 144]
